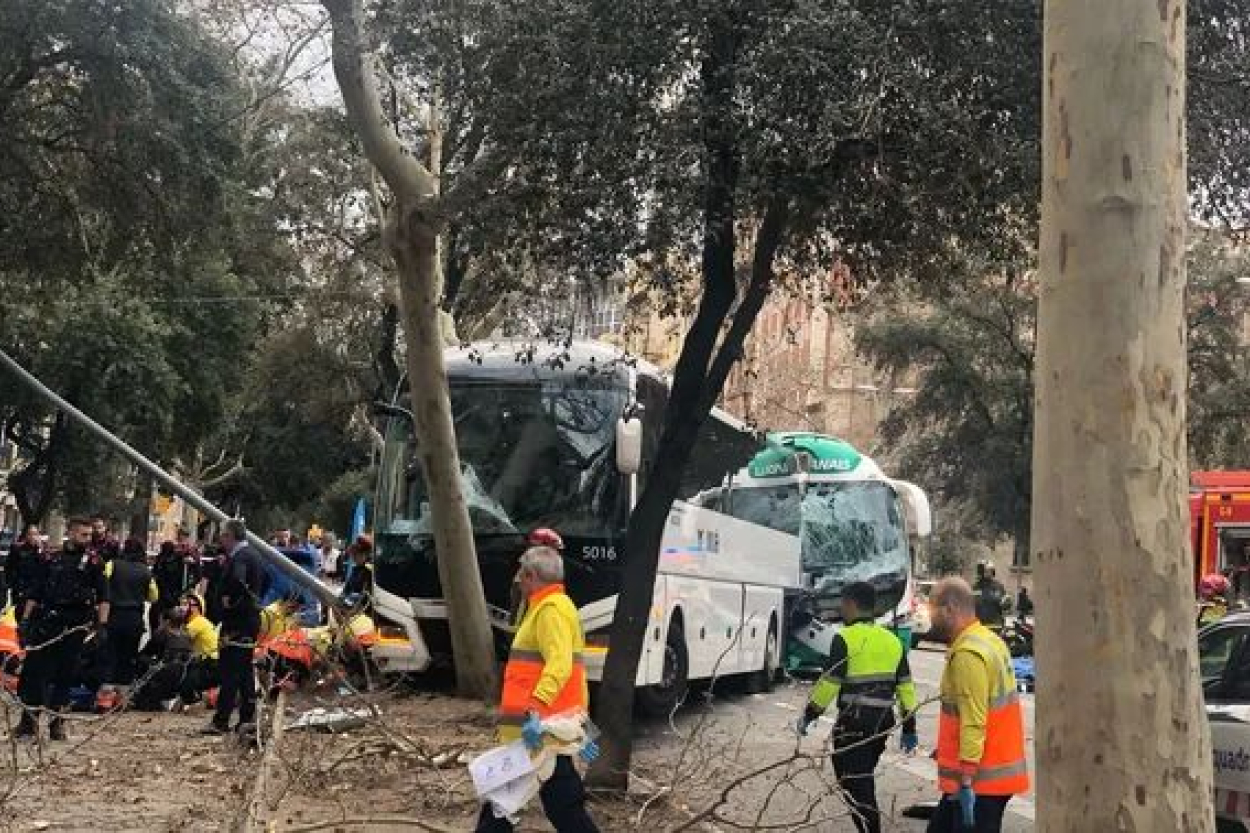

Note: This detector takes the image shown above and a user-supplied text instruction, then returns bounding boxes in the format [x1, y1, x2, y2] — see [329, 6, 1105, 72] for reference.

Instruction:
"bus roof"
[442, 340, 646, 385]
[435, 339, 753, 434]
[739, 432, 884, 483]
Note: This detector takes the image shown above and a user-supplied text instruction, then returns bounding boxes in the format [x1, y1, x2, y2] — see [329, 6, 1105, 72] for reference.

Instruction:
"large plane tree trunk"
[1033, 0, 1212, 829]
[323, 0, 498, 700]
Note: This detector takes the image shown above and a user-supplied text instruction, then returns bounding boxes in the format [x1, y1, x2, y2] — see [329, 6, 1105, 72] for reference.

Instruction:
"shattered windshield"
[377, 381, 628, 539]
[730, 480, 909, 617]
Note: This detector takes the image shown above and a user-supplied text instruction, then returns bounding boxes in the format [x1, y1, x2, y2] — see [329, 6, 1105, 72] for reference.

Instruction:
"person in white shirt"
[319, 536, 341, 581]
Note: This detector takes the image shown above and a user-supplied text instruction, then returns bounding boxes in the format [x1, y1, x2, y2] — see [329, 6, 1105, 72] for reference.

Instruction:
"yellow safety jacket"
[936, 622, 1029, 796]
[807, 621, 918, 721]
[185, 612, 219, 660]
[498, 583, 587, 743]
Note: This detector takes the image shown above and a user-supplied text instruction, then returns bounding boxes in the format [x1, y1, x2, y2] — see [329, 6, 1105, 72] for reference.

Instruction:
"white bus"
[368, 341, 801, 714]
[719, 433, 933, 667]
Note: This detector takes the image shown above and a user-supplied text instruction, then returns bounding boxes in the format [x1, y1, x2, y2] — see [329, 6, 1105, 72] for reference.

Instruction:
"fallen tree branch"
[284, 816, 459, 832]
[235, 688, 289, 832]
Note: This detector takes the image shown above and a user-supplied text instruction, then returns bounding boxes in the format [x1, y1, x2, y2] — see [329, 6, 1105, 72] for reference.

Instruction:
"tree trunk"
[588, 11, 743, 789]
[390, 201, 498, 699]
[1034, 1, 1211, 829]
[12, 411, 67, 527]
[323, 0, 498, 701]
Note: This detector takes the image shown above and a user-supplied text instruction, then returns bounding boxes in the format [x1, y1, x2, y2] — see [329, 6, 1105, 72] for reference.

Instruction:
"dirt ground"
[0, 685, 686, 833]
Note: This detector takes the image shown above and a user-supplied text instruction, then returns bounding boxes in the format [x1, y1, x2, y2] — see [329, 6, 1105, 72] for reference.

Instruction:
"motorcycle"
[1001, 616, 1034, 658]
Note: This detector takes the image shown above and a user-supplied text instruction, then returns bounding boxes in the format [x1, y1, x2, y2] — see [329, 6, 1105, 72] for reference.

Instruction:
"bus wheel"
[637, 622, 689, 718]
[747, 620, 779, 694]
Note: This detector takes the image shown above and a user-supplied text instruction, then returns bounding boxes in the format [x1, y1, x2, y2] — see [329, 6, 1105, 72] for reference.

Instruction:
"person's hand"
[958, 784, 976, 828]
[795, 714, 814, 737]
[900, 732, 919, 754]
[521, 712, 544, 751]
[578, 739, 600, 763]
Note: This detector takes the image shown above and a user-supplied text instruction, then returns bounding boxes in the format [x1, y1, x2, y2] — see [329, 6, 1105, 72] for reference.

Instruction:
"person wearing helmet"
[511, 530, 565, 625]
[973, 562, 1008, 629]
[528, 528, 565, 551]
[1199, 573, 1231, 626]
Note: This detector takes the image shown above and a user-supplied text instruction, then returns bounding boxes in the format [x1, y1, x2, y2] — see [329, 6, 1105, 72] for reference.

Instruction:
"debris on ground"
[0, 687, 685, 831]
[285, 706, 373, 733]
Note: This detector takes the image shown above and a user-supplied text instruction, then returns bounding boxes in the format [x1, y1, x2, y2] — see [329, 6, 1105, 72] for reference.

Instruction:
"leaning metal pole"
[0, 347, 342, 610]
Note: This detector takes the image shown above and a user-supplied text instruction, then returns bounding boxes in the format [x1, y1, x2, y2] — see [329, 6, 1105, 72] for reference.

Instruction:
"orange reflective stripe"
[936, 624, 1029, 796]
[509, 649, 586, 664]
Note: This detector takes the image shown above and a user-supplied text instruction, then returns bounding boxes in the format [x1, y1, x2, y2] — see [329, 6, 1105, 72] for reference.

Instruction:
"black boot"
[13, 711, 36, 739]
[48, 715, 67, 742]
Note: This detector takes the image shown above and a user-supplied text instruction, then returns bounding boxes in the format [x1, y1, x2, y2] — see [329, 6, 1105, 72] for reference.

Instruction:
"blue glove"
[958, 784, 976, 828]
[520, 713, 544, 751]
[578, 739, 600, 763]
[900, 732, 919, 754]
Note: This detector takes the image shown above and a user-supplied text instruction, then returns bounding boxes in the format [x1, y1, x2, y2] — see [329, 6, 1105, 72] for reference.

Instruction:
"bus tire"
[747, 618, 779, 694]
[637, 621, 689, 718]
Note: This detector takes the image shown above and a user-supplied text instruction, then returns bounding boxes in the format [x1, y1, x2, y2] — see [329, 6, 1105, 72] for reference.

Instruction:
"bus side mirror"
[891, 480, 933, 537]
[616, 416, 643, 475]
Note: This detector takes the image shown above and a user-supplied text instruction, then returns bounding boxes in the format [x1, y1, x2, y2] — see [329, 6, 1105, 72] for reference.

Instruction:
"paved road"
[634, 645, 1035, 831]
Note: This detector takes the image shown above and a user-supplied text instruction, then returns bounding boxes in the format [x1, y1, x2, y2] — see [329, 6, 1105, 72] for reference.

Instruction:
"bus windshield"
[377, 381, 629, 539]
[730, 480, 909, 616]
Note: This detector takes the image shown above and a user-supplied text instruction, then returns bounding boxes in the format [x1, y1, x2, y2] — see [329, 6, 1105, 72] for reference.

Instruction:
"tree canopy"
[857, 231, 1250, 561]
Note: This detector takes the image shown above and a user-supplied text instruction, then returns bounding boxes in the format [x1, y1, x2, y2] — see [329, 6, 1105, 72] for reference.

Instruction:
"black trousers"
[106, 608, 145, 686]
[148, 598, 175, 637]
[832, 725, 888, 833]
[475, 755, 600, 833]
[19, 616, 89, 712]
[214, 641, 256, 729]
[134, 656, 220, 710]
[926, 793, 1011, 833]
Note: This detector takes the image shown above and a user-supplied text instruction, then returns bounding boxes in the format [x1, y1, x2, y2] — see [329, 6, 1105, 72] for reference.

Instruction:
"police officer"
[204, 519, 265, 735]
[6, 525, 43, 616]
[16, 517, 110, 740]
[797, 582, 919, 833]
[89, 515, 120, 562]
[102, 539, 158, 698]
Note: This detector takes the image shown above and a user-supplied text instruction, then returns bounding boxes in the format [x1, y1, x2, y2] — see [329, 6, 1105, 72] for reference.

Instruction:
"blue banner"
[349, 497, 367, 542]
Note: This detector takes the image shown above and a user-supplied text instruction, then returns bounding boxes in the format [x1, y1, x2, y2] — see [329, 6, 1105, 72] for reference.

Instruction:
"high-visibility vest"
[937, 622, 1030, 796]
[498, 584, 587, 743]
[809, 621, 918, 716]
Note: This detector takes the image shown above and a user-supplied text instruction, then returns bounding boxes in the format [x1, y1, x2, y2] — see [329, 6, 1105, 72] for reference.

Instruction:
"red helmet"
[527, 528, 564, 551]
[1201, 573, 1231, 599]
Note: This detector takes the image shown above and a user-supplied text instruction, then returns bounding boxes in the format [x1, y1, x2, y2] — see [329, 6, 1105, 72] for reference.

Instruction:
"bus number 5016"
[582, 546, 618, 561]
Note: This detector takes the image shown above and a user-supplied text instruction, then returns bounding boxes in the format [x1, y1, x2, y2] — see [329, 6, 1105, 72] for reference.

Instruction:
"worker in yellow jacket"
[476, 544, 599, 833]
[926, 578, 1029, 833]
[797, 581, 919, 833]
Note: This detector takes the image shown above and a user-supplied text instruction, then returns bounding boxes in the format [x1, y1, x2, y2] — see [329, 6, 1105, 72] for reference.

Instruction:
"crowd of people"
[0, 516, 375, 741]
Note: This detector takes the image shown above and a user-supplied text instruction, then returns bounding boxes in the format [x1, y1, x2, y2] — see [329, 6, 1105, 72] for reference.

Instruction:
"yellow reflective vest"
[498, 583, 588, 743]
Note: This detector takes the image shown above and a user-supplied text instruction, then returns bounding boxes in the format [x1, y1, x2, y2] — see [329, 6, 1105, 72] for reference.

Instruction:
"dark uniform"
[18, 542, 108, 738]
[211, 543, 265, 733]
[105, 553, 156, 687]
[6, 537, 43, 617]
[151, 542, 198, 634]
[974, 577, 1008, 628]
[802, 621, 919, 833]
[340, 561, 374, 614]
[91, 532, 121, 563]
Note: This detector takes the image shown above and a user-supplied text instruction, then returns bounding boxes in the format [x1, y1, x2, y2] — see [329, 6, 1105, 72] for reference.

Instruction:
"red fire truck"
[1191, 471, 1250, 585]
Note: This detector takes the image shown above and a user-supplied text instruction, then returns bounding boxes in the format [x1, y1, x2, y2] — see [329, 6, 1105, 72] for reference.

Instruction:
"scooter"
[1001, 616, 1034, 658]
